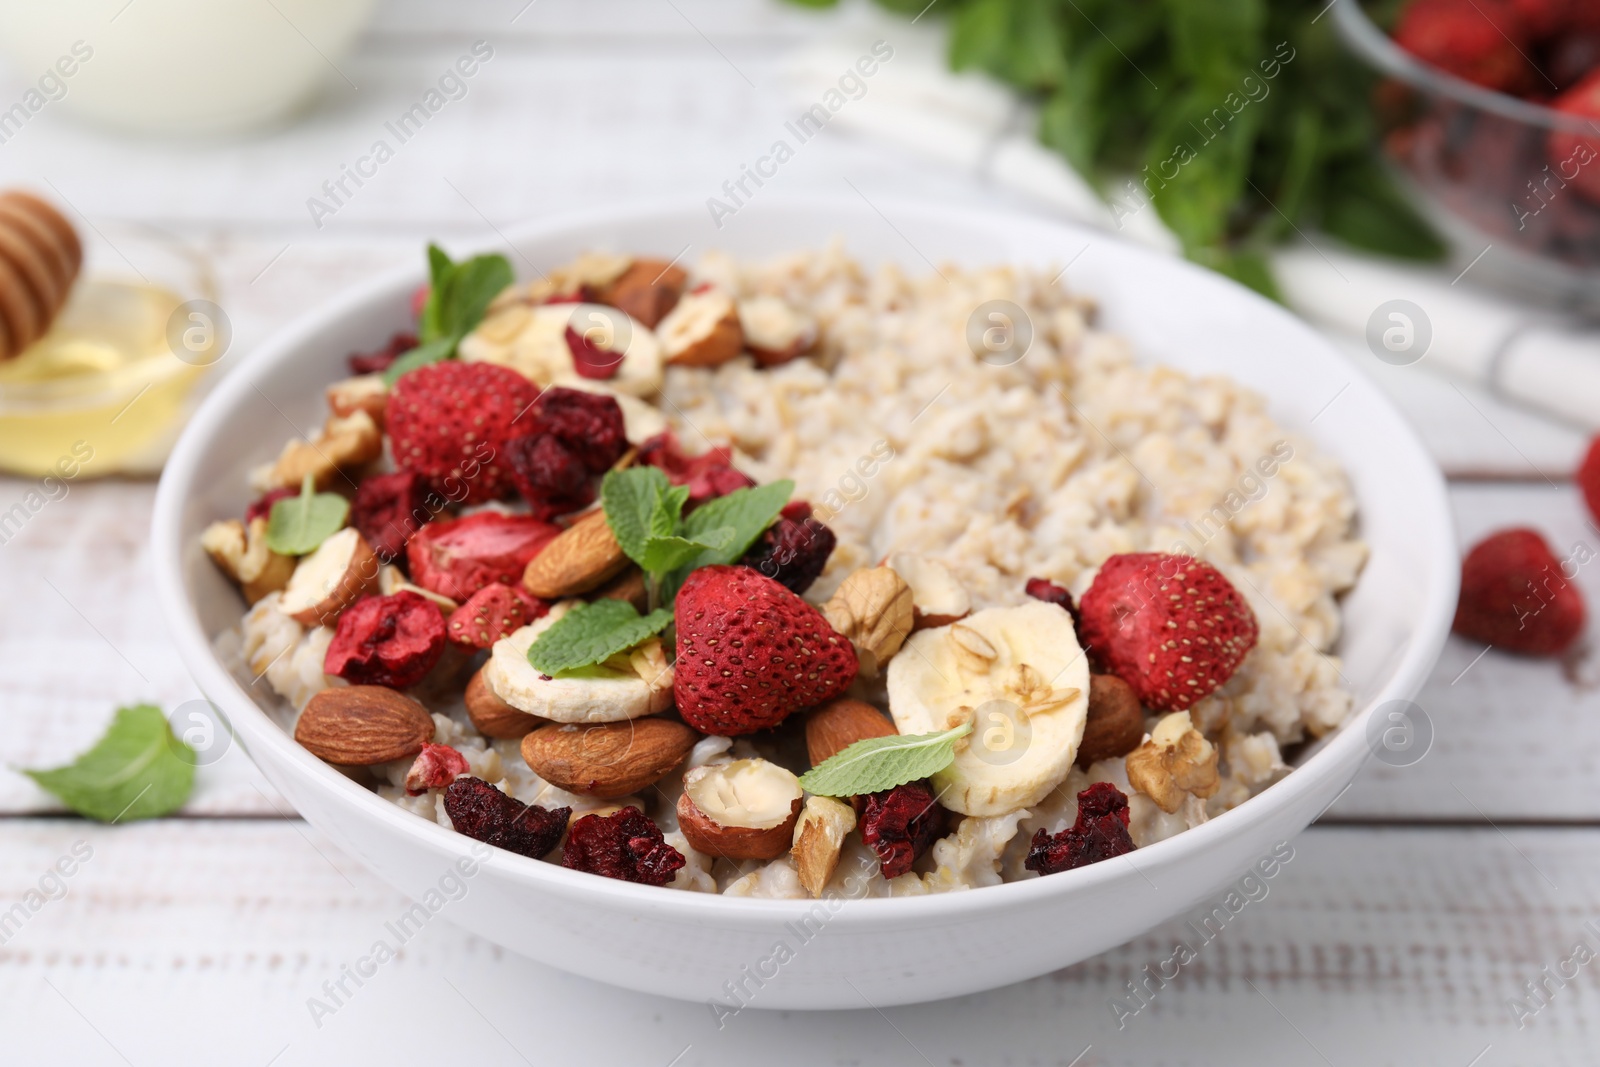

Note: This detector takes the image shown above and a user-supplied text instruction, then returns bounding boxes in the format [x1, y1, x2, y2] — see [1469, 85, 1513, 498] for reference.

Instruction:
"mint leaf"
[402, 244, 515, 380]
[681, 479, 793, 567]
[636, 527, 736, 574]
[798, 723, 972, 798]
[526, 600, 673, 676]
[265, 474, 350, 555]
[601, 467, 674, 567]
[23, 705, 195, 822]
[382, 335, 458, 386]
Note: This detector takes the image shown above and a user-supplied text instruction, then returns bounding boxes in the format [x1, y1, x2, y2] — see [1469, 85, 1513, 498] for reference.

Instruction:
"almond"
[294, 686, 435, 766]
[278, 527, 380, 626]
[594, 258, 686, 328]
[738, 295, 817, 367]
[791, 794, 856, 897]
[658, 287, 743, 367]
[1076, 673, 1145, 769]
[520, 717, 698, 798]
[465, 664, 545, 739]
[521, 508, 629, 598]
[805, 698, 896, 766]
[677, 759, 803, 861]
[592, 565, 648, 612]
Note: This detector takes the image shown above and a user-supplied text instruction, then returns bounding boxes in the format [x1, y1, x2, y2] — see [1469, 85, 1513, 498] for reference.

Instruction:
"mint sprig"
[798, 723, 972, 798]
[265, 474, 350, 556]
[601, 467, 741, 578]
[22, 705, 196, 822]
[526, 599, 674, 676]
[384, 244, 514, 385]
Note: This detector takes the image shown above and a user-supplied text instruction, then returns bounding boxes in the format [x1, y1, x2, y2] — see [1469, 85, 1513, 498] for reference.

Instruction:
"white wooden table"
[3, 3, 1598, 1064]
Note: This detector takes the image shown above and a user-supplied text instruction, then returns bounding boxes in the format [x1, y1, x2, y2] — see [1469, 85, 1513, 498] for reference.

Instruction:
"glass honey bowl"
[0, 222, 225, 478]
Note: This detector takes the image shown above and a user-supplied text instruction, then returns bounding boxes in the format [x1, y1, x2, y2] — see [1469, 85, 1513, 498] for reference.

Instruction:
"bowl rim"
[152, 193, 1459, 923]
[1333, 0, 1595, 132]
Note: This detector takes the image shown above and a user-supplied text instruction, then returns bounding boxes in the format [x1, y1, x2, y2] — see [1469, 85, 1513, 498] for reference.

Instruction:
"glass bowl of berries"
[1335, 0, 1600, 311]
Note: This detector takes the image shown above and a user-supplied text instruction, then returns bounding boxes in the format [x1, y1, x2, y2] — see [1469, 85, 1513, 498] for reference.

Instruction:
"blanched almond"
[520, 717, 698, 798]
[464, 664, 545, 739]
[278, 527, 380, 626]
[522, 508, 629, 598]
[295, 686, 434, 766]
[677, 759, 803, 861]
[738, 295, 816, 367]
[805, 698, 896, 767]
[658, 288, 743, 367]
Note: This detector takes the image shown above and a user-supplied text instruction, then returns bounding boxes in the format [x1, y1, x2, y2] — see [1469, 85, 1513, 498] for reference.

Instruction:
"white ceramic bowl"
[152, 197, 1457, 1010]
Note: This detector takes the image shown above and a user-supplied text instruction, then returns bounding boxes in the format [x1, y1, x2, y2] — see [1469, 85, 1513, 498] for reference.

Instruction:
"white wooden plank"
[0, 819, 1595, 1065]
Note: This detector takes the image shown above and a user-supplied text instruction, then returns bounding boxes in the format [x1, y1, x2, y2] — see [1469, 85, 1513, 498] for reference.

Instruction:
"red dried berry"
[348, 331, 419, 376]
[673, 565, 858, 735]
[324, 590, 447, 689]
[405, 743, 470, 795]
[637, 431, 751, 510]
[504, 432, 596, 521]
[1077, 554, 1258, 711]
[407, 512, 562, 601]
[531, 387, 629, 473]
[1025, 577, 1084, 635]
[565, 325, 623, 380]
[562, 806, 685, 885]
[686, 465, 756, 512]
[1025, 782, 1136, 875]
[387, 361, 541, 503]
[1453, 527, 1585, 656]
[741, 514, 836, 594]
[860, 783, 944, 879]
[1394, 0, 1531, 92]
[244, 486, 297, 525]
[351, 470, 432, 565]
[444, 776, 569, 860]
[446, 582, 548, 649]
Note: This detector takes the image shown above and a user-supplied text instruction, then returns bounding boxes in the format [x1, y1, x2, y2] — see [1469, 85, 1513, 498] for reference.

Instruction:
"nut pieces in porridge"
[208, 241, 1365, 897]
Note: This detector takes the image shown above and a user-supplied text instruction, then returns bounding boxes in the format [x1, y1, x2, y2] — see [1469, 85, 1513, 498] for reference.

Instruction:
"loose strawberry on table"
[1453, 527, 1585, 655]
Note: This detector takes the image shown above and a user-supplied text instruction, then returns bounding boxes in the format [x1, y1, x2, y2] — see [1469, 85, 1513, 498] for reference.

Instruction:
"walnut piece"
[821, 566, 914, 677]
[201, 517, 295, 604]
[1125, 711, 1220, 814]
[266, 410, 382, 490]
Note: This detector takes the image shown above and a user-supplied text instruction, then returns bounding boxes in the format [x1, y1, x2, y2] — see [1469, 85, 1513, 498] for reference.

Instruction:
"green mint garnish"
[384, 243, 514, 385]
[265, 474, 350, 556]
[798, 723, 972, 798]
[526, 599, 674, 676]
[22, 705, 196, 823]
[600, 467, 738, 577]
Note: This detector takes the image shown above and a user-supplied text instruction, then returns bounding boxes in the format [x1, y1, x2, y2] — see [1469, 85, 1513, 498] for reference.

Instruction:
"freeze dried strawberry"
[351, 470, 431, 565]
[1547, 71, 1600, 204]
[740, 513, 835, 594]
[387, 361, 540, 503]
[1453, 527, 1585, 655]
[444, 776, 569, 859]
[504, 433, 596, 521]
[674, 565, 857, 735]
[405, 743, 470, 795]
[244, 486, 297, 525]
[562, 806, 685, 885]
[446, 582, 548, 648]
[1394, 0, 1531, 92]
[1025, 782, 1136, 875]
[1078, 554, 1258, 711]
[407, 512, 562, 601]
[565, 325, 623, 380]
[324, 590, 447, 689]
[348, 332, 419, 376]
[860, 783, 944, 879]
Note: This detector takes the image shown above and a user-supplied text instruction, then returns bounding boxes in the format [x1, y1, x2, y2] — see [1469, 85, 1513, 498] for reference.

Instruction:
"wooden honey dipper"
[0, 191, 82, 361]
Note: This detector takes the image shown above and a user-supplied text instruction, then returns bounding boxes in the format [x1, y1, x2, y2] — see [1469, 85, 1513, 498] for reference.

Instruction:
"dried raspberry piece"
[859, 783, 944, 878]
[405, 743, 470, 795]
[528, 387, 629, 473]
[740, 514, 836, 594]
[407, 512, 562, 601]
[350, 470, 432, 565]
[387, 361, 541, 503]
[562, 806, 685, 885]
[565, 325, 623, 380]
[324, 590, 447, 689]
[244, 486, 297, 525]
[1025, 782, 1136, 875]
[444, 776, 569, 860]
[685, 465, 756, 512]
[446, 582, 549, 649]
[1025, 577, 1084, 634]
[348, 332, 419, 376]
[504, 432, 596, 521]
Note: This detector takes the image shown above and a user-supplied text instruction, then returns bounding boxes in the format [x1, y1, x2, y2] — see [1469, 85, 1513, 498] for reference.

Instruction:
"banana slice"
[459, 301, 663, 397]
[885, 601, 1089, 817]
[483, 602, 674, 723]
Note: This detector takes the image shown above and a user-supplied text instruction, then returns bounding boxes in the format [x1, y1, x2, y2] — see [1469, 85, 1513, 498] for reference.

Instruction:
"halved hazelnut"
[277, 527, 380, 626]
[676, 758, 803, 861]
[738, 295, 817, 367]
[1076, 673, 1145, 769]
[791, 794, 857, 897]
[886, 552, 971, 630]
[658, 287, 743, 367]
[201, 516, 295, 604]
[465, 664, 545, 739]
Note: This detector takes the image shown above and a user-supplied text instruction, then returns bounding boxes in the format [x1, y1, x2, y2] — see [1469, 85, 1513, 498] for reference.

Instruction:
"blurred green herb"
[384, 244, 514, 384]
[22, 705, 195, 823]
[793, 0, 1444, 296]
